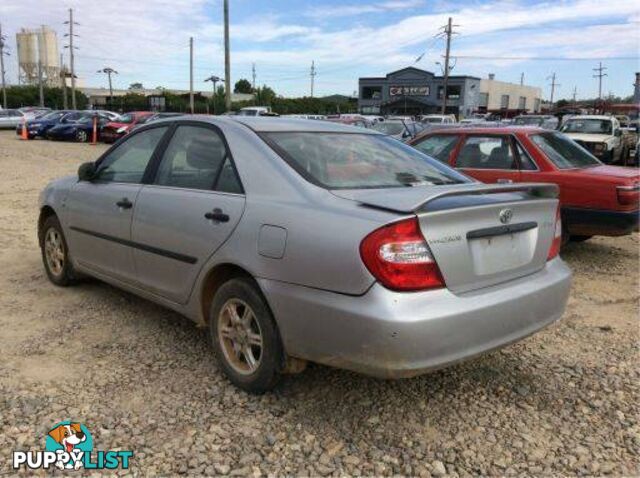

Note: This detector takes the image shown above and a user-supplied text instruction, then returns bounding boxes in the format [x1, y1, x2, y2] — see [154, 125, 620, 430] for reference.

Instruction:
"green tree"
[129, 82, 144, 90]
[234, 78, 253, 94]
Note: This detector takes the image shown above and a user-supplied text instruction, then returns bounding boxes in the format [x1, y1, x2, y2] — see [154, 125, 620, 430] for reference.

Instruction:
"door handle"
[204, 208, 230, 223]
[116, 198, 133, 209]
[497, 178, 513, 184]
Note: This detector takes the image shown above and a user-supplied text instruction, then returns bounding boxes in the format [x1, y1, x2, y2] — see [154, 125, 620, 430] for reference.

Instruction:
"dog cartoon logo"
[45, 422, 92, 470]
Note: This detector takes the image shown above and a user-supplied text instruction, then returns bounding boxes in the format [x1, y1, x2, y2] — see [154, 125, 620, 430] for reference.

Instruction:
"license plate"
[469, 230, 536, 275]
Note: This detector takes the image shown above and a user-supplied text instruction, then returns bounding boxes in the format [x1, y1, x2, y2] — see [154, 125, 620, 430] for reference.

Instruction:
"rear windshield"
[263, 132, 469, 189]
[514, 117, 543, 126]
[118, 113, 135, 124]
[561, 119, 612, 135]
[530, 132, 601, 169]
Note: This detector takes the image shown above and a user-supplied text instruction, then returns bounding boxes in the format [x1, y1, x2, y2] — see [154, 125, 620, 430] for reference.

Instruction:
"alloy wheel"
[44, 227, 65, 276]
[217, 298, 263, 375]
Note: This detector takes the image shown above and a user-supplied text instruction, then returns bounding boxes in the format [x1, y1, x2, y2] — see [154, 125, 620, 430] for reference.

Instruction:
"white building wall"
[479, 79, 542, 112]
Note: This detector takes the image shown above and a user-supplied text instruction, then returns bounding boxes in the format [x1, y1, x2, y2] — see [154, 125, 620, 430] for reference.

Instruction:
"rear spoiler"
[332, 183, 559, 214]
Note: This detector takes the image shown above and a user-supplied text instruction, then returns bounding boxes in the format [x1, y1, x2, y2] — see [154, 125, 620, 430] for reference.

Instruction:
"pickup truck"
[560, 115, 635, 165]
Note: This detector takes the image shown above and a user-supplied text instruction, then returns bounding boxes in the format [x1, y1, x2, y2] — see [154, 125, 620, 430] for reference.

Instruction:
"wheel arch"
[38, 205, 58, 243]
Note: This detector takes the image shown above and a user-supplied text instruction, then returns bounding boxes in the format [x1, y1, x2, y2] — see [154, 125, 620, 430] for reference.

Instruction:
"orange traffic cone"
[90, 115, 98, 145]
[20, 118, 29, 140]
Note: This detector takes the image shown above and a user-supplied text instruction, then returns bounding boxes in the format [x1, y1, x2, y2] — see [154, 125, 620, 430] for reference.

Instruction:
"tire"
[570, 235, 593, 243]
[76, 130, 88, 142]
[40, 215, 77, 286]
[209, 278, 283, 393]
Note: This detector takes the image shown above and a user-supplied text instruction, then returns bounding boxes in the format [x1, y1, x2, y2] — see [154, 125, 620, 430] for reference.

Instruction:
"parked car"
[419, 114, 456, 125]
[324, 116, 370, 128]
[85, 109, 120, 121]
[0, 109, 27, 129]
[38, 117, 570, 392]
[17, 110, 83, 139]
[560, 115, 635, 165]
[238, 106, 271, 116]
[513, 115, 559, 130]
[46, 113, 111, 142]
[409, 127, 639, 242]
[128, 112, 185, 132]
[371, 119, 424, 141]
[100, 111, 154, 143]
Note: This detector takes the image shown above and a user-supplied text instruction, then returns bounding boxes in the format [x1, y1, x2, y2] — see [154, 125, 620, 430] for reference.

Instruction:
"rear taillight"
[617, 184, 639, 206]
[360, 217, 444, 291]
[547, 206, 562, 260]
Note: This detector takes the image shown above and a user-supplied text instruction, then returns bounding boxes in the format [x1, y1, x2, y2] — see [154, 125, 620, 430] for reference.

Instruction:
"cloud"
[306, 0, 424, 18]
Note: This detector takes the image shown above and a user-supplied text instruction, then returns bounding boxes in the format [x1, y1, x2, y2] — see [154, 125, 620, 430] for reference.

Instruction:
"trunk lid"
[333, 183, 559, 294]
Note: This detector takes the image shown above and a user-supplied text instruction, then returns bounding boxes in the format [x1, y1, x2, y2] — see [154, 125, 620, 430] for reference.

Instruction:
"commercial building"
[358, 67, 543, 118]
[478, 74, 542, 115]
[358, 67, 481, 117]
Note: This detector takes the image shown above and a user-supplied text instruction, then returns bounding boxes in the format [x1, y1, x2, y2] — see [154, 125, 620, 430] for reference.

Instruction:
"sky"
[1, 0, 638, 100]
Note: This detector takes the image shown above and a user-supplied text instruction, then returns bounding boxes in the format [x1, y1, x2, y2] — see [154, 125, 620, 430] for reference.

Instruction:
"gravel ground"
[0, 130, 638, 476]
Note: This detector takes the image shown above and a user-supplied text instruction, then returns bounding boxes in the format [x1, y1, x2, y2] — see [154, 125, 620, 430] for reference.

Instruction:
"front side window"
[457, 136, 516, 170]
[264, 132, 469, 189]
[154, 125, 240, 192]
[413, 135, 460, 163]
[96, 126, 168, 183]
[530, 132, 601, 169]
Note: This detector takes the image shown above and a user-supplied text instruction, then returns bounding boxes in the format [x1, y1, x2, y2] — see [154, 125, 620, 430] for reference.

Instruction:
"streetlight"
[97, 67, 118, 100]
[204, 75, 223, 114]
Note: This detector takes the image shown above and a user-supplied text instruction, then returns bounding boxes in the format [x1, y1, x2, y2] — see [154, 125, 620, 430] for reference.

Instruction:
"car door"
[453, 134, 522, 184]
[131, 123, 246, 303]
[64, 125, 170, 284]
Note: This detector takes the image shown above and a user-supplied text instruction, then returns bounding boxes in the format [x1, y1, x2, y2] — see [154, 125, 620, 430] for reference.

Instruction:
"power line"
[63, 8, 79, 109]
[310, 60, 316, 97]
[455, 55, 637, 61]
[592, 62, 608, 100]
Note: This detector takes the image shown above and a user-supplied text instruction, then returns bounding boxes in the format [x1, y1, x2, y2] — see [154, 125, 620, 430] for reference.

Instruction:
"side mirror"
[78, 162, 97, 181]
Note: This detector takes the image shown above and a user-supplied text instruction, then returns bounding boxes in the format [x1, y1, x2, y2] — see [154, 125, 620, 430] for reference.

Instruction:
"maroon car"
[409, 127, 639, 242]
[100, 111, 154, 143]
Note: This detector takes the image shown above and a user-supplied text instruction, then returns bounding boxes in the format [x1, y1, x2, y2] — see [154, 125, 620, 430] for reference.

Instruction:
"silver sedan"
[38, 116, 571, 392]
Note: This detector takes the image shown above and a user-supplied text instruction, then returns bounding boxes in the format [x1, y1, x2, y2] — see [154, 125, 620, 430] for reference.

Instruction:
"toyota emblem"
[499, 209, 513, 224]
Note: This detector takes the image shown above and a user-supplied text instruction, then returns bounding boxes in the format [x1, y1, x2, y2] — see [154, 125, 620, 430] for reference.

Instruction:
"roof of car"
[412, 125, 547, 141]
[565, 115, 615, 121]
[230, 116, 379, 133]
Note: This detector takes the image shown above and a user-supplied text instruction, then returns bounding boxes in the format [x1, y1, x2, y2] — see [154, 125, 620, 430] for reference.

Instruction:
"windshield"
[40, 112, 65, 121]
[423, 117, 444, 124]
[264, 132, 469, 189]
[530, 132, 601, 169]
[117, 113, 135, 124]
[514, 117, 543, 126]
[561, 119, 612, 135]
[372, 122, 405, 136]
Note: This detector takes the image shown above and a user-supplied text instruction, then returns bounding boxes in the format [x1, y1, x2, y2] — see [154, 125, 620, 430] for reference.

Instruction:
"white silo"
[16, 26, 60, 86]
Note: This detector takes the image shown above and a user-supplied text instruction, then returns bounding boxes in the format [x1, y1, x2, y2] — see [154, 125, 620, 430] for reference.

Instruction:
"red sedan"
[409, 127, 639, 241]
[100, 111, 154, 143]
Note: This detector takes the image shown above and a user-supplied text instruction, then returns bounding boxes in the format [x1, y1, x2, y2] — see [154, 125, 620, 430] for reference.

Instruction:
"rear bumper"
[260, 258, 572, 378]
[564, 207, 639, 236]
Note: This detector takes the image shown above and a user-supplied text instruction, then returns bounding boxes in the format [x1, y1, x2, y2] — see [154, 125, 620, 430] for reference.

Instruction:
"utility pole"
[310, 60, 316, 97]
[520, 72, 524, 86]
[252, 62, 256, 91]
[60, 53, 68, 109]
[189, 37, 194, 114]
[64, 8, 79, 109]
[0, 23, 9, 109]
[97, 67, 118, 99]
[592, 62, 607, 101]
[223, 0, 231, 111]
[439, 17, 458, 114]
[572, 86, 577, 104]
[204, 75, 222, 114]
[547, 72, 559, 105]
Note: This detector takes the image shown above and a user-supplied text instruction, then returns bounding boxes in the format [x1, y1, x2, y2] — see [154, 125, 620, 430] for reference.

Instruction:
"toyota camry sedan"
[38, 116, 571, 392]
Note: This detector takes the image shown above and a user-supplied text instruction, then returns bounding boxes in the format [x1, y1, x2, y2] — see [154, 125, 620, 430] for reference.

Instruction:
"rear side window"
[264, 132, 469, 189]
[96, 126, 168, 183]
[514, 140, 537, 170]
[456, 136, 516, 170]
[531, 132, 601, 169]
[413, 135, 459, 163]
[154, 125, 242, 193]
